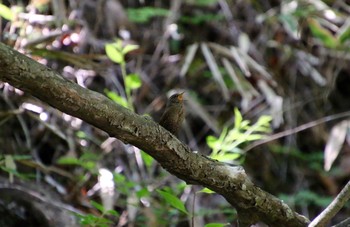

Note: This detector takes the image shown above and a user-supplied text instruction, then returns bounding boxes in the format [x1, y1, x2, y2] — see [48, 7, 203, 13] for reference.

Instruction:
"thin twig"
[309, 180, 350, 227]
[244, 111, 350, 152]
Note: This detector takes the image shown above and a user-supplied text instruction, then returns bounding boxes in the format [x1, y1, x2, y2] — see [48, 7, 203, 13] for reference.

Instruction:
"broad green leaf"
[157, 190, 188, 214]
[125, 73, 142, 89]
[0, 4, 14, 21]
[105, 43, 124, 64]
[122, 44, 139, 55]
[308, 19, 337, 48]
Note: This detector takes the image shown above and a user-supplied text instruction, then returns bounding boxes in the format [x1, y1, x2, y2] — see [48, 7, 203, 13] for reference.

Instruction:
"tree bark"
[0, 42, 309, 226]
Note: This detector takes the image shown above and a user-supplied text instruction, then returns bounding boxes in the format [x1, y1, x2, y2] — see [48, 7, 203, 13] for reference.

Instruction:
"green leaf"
[10, 155, 31, 160]
[91, 200, 105, 212]
[106, 209, 119, 216]
[112, 39, 123, 50]
[57, 157, 80, 165]
[198, 188, 215, 194]
[127, 7, 169, 24]
[234, 108, 243, 129]
[113, 172, 126, 183]
[205, 223, 229, 227]
[279, 14, 298, 38]
[105, 90, 129, 108]
[105, 43, 124, 64]
[122, 44, 139, 55]
[308, 19, 337, 48]
[256, 115, 272, 127]
[141, 150, 154, 167]
[76, 130, 87, 139]
[0, 4, 14, 21]
[136, 187, 150, 198]
[5, 155, 16, 170]
[338, 26, 350, 45]
[157, 190, 188, 214]
[206, 135, 219, 149]
[211, 152, 241, 162]
[82, 161, 96, 170]
[195, 0, 218, 6]
[180, 14, 224, 25]
[125, 73, 142, 90]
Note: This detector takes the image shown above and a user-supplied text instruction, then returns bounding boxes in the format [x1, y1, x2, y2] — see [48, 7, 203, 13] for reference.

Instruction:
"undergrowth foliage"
[0, 0, 350, 226]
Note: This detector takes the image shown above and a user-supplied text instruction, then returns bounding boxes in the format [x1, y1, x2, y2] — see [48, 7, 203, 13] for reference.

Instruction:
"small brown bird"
[159, 92, 185, 135]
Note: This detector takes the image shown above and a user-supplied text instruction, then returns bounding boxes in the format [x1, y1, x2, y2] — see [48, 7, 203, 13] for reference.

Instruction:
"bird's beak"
[178, 92, 185, 101]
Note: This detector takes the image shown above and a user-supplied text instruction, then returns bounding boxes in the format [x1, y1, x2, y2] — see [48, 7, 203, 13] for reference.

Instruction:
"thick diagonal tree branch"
[0, 43, 309, 226]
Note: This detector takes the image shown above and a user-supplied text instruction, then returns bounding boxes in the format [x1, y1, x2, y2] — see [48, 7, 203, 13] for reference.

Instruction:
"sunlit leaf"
[0, 4, 14, 21]
[141, 150, 154, 167]
[76, 130, 87, 138]
[211, 152, 241, 162]
[206, 135, 219, 149]
[112, 39, 123, 51]
[257, 115, 272, 125]
[105, 90, 128, 108]
[198, 188, 215, 194]
[105, 43, 124, 64]
[122, 44, 139, 55]
[125, 73, 142, 90]
[234, 108, 242, 129]
[308, 19, 337, 48]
